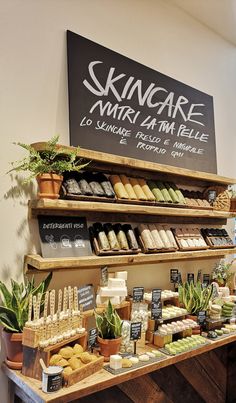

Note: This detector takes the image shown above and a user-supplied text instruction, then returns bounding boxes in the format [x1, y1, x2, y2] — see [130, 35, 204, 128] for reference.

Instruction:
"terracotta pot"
[37, 173, 63, 199]
[97, 336, 121, 358]
[230, 198, 236, 212]
[186, 314, 198, 322]
[2, 330, 23, 369]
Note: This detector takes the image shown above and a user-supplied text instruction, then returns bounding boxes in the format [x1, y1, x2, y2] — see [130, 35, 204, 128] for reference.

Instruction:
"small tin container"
[42, 366, 63, 393]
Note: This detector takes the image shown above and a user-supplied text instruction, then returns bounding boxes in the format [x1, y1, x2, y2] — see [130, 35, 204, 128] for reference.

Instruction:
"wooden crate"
[63, 356, 104, 387]
[22, 332, 87, 380]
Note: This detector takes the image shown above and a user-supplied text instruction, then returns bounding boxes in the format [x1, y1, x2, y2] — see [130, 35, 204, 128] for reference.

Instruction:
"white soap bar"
[110, 354, 122, 370]
[108, 278, 126, 288]
[99, 286, 127, 297]
[96, 295, 120, 305]
[115, 271, 128, 280]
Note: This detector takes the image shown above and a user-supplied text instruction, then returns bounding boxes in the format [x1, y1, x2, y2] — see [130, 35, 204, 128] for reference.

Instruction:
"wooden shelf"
[24, 248, 236, 272]
[3, 333, 236, 402]
[28, 199, 236, 219]
[32, 142, 236, 185]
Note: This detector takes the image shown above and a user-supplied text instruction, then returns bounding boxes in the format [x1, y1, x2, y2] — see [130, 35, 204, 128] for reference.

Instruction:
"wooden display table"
[3, 334, 236, 403]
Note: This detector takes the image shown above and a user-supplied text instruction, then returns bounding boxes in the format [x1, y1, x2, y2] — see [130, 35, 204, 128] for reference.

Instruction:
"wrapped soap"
[113, 223, 129, 250]
[104, 223, 120, 250]
[148, 224, 164, 249]
[110, 175, 129, 199]
[94, 173, 115, 198]
[137, 178, 156, 201]
[139, 224, 156, 250]
[83, 172, 105, 197]
[120, 175, 137, 199]
[129, 177, 147, 200]
[156, 226, 172, 248]
[64, 178, 82, 195]
[93, 223, 110, 250]
[122, 224, 139, 250]
[77, 174, 93, 195]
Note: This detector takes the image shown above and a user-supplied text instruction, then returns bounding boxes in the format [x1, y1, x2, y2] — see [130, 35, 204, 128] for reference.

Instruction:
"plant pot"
[186, 314, 198, 322]
[97, 336, 121, 359]
[2, 330, 23, 369]
[37, 173, 63, 199]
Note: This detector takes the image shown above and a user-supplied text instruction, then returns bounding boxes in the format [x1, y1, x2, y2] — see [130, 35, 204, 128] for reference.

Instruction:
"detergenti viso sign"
[67, 31, 217, 173]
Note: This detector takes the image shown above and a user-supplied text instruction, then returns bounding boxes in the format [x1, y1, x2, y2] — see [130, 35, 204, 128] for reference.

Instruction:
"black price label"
[187, 273, 194, 283]
[88, 328, 97, 348]
[78, 284, 95, 311]
[203, 274, 210, 286]
[151, 289, 162, 319]
[212, 283, 219, 299]
[198, 311, 206, 325]
[101, 266, 108, 286]
[133, 287, 144, 302]
[130, 322, 142, 341]
[178, 272, 183, 285]
[170, 269, 179, 283]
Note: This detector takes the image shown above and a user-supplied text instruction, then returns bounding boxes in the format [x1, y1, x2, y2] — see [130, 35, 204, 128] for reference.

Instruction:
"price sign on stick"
[130, 322, 142, 355]
[133, 287, 144, 302]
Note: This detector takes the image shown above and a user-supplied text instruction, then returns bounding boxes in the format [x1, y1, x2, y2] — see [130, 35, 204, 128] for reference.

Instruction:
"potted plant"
[7, 135, 89, 199]
[211, 260, 234, 287]
[0, 272, 52, 369]
[178, 281, 213, 320]
[95, 300, 123, 359]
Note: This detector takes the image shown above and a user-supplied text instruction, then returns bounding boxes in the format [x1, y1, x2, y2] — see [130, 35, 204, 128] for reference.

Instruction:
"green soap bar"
[170, 183, 186, 204]
[215, 329, 223, 336]
[164, 183, 180, 203]
[156, 181, 173, 203]
[148, 181, 165, 202]
[224, 302, 234, 308]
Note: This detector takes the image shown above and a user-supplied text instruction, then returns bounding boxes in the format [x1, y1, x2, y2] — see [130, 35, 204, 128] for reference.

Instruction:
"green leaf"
[0, 306, 20, 332]
[0, 282, 12, 308]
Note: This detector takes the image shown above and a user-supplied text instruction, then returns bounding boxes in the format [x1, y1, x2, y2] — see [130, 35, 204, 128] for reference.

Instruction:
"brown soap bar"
[129, 178, 148, 200]
[110, 175, 129, 199]
[120, 175, 137, 200]
[138, 178, 156, 201]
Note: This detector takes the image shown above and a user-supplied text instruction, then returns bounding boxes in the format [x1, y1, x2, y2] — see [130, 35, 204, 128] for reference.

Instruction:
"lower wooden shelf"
[2, 333, 236, 403]
[24, 248, 236, 272]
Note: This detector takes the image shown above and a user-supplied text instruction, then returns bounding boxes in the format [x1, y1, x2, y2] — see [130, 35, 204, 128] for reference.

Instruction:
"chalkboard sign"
[197, 311, 206, 326]
[178, 272, 183, 285]
[187, 273, 195, 283]
[88, 328, 97, 349]
[170, 269, 179, 283]
[38, 215, 92, 258]
[133, 287, 144, 302]
[78, 284, 95, 311]
[100, 266, 108, 286]
[67, 31, 217, 173]
[130, 322, 142, 341]
[151, 289, 162, 319]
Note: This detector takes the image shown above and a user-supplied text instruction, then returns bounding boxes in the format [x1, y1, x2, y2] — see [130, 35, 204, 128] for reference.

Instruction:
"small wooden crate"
[63, 356, 104, 387]
[22, 332, 87, 380]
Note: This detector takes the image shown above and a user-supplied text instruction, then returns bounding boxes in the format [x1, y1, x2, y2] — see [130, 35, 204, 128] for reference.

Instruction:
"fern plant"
[7, 135, 89, 182]
[95, 300, 123, 339]
[0, 272, 52, 332]
[178, 281, 213, 314]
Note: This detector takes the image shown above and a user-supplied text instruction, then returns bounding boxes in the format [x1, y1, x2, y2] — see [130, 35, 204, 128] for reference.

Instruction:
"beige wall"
[1, 0, 236, 400]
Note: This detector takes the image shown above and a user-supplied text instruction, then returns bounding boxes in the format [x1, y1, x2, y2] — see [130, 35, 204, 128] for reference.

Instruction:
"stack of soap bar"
[96, 271, 128, 306]
[115, 271, 128, 280]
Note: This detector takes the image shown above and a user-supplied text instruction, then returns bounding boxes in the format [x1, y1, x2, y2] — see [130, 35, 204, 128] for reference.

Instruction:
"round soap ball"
[139, 354, 150, 362]
[49, 354, 62, 366]
[129, 356, 139, 364]
[63, 366, 73, 376]
[73, 343, 84, 355]
[80, 352, 93, 364]
[59, 346, 74, 359]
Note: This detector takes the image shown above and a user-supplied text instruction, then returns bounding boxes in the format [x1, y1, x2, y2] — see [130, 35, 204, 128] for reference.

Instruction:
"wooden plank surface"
[3, 334, 236, 403]
[28, 199, 236, 219]
[31, 143, 236, 185]
[24, 248, 235, 272]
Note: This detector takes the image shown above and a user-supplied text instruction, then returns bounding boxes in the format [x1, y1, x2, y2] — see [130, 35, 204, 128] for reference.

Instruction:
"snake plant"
[178, 281, 213, 314]
[0, 272, 52, 332]
[95, 300, 123, 339]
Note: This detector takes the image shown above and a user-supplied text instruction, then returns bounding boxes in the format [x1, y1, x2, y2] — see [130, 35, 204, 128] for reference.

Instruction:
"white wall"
[1, 0, 236, 400]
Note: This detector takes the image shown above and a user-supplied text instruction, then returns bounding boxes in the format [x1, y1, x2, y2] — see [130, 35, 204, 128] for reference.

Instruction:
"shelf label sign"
[133, 287, 144, 302]
[100, 266, 108, 286]
[187, 273, 195, 283]
[78, 284, 95, 311]
[151, 289, 162, 319]
[67, 30, 217, 173]
[170, 269, 179, 283]
[88, 328, 97, 349]
[130, 322, 142, 341]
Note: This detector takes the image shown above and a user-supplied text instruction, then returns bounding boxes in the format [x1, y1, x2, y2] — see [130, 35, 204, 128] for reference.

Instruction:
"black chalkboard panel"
[38, 215, 92, 258]
[67, 31, 217, 173]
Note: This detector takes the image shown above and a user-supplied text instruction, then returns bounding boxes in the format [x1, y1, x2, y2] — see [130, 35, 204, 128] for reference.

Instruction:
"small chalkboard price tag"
[133, 287, 144, 302]
[198, 311, 206, 326]
[177, 272, 183, 285]
[130, 322, 142, 341]
[100, 266, 108, 286]
[203, 274, 210, 286]
[88, 328, 97, 350]
[212, 283, 219, 299]
[78, 284, 95, 311]
[187, 273, 195, 283]
[151, 289, 162, 320]
[170, 269, 179, 283]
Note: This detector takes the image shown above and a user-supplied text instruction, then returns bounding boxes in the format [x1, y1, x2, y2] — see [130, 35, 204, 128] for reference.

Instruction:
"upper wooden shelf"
[24, 248, 236, 272]
[28, 199, 236, 219]
[31, 142, 236, 185]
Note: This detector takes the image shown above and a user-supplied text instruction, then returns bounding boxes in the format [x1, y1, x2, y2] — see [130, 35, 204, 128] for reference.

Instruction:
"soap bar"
[115, 271, 128, 280]
[110, 354, 122, 370]
[110, 175, 129, 199]
[108, 278, 126, 288]
[99, 286, 128, 297]
[137, 178, 156, 201]
[148, 224, 164, 249]
[120, 174, 137, 199]
[129, 177, 147, 200]
[139, 224, 156, 249]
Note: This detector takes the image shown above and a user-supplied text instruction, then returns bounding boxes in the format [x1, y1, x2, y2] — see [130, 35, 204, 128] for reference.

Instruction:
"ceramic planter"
[2, 330, 23, 369]
[97, 336, 121, 359]
[36, 173, 63, 199]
